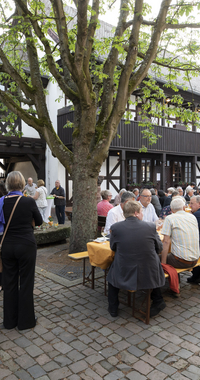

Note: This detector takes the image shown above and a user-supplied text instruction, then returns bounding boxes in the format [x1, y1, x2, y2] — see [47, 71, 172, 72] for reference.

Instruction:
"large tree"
[0, 0, 200, 252]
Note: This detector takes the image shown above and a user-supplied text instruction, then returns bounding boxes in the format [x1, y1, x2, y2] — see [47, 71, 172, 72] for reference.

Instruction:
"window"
[185, 162, 191, 183]
[127, 159, 137, 183]
[173, 161, 182, 184]
[141, 159, 151, 182]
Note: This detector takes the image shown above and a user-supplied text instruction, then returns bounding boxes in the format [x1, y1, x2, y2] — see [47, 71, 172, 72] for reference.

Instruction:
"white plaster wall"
[21, 120, 40, 138]
[196, 162, 200, 186]
[68, 176, 73, 199]
[45, 80, 66, 196]
[14, 161, 37, 183]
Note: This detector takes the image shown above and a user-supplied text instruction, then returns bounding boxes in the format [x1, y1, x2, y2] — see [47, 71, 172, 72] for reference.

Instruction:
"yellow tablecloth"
[87, 241, 115, 270]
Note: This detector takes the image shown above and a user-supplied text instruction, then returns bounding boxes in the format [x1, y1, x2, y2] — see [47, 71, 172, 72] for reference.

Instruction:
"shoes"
[150, 300, 166, 317]
[187, 276, 200, 284]
[170, 290, 180, 298]
[108, 307, 118, 317]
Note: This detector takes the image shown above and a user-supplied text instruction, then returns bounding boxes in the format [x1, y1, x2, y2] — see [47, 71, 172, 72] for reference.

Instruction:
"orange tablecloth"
[87, 241, 115, 270]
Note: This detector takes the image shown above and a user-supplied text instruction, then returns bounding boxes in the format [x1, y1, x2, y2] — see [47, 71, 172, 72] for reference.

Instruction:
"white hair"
[167, 187, 175, 194]
[186, 186, 193, 194]
[170, 198, 185, 211]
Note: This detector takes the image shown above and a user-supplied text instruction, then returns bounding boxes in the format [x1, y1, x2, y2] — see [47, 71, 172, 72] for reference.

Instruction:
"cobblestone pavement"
[1, 268, 200, 379]
[36, 242, 100, 282]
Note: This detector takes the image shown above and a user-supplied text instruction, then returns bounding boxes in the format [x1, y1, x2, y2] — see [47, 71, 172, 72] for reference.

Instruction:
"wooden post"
[161, 153, 166, 191]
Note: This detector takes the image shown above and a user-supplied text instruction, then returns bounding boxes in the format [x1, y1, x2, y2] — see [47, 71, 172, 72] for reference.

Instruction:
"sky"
[100, 0, 163, 25]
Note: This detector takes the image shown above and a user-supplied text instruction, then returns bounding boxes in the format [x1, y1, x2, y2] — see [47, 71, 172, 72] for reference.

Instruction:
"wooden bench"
[68, 252, 200, 324]
[131, 257, 200, 325]
[68, 252, 89, 286]
[164, 258, 200, 278]
[68, 251, 107, 294]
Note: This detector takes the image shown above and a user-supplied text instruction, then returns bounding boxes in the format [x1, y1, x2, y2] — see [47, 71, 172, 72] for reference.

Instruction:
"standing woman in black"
[1, 171, 43, 330]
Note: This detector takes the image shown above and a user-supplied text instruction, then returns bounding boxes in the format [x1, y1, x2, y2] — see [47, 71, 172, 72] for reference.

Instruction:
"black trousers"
[55, 205, 65, 224]
[108, 282, 163, 312]
[2, 242, 37, 330]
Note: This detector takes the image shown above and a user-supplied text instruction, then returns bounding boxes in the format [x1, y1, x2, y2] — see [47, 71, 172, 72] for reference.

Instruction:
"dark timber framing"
[58, 106, 200, 200]
[0, 136, 46, 179]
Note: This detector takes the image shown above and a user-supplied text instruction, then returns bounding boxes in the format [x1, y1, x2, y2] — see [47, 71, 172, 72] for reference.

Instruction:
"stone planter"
[34, 225, 70, 245]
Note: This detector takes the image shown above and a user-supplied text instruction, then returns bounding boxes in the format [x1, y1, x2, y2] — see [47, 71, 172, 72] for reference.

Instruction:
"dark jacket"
[50, 186, 66, 206]
[194, 208, 200, 242]
[151, 194, 162, 216]
[163, 195, 172, 207]
[107, 217, 165, 291]
[184, 194, 190, 202]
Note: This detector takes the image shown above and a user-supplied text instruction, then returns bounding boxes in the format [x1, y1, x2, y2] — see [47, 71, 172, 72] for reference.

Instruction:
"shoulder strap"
[0, 196, 22, 246]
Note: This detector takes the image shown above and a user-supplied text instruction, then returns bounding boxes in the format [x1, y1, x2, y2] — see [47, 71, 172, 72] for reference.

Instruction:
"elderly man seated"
[161, 198, 199, 272]
[107, 200, 166, 318]
[139, 188, 158, 223]
[184, 185, 194, 202]
[104, 191, 135, 234]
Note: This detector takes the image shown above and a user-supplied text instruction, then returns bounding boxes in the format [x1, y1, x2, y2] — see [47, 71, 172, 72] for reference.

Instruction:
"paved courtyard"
[1, 264, 200, 379]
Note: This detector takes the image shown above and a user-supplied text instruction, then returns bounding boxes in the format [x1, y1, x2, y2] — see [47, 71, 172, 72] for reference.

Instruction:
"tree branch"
[75, 0, 88, 72]
[137, 51, 200, 71]
[97, 0, 129, 126]
[83, 0, 99, 90]
[0, 50, 35, 101]
[166, 22, 200, 29]
[14, 0, 79, 103]
[128, 0, 172, 94]
[107, 0, 144, 140]
[0, 88, 73, 173]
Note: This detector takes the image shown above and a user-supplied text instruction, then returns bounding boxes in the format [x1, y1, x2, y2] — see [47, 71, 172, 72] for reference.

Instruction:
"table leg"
[146, 289, 152, 325]
[92, 266, 95, 289]
[83, 258, 86, 285]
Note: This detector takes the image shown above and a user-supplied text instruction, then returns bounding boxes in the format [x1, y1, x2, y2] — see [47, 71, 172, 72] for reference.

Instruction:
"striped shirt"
[161, 210, 199, 261]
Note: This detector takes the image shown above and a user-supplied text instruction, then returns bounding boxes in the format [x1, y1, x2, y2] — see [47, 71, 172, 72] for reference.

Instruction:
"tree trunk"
[69, 151, 99, 253]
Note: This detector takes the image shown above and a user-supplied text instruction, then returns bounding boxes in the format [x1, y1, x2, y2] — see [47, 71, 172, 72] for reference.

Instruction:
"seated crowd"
[97, 183, 200, 318]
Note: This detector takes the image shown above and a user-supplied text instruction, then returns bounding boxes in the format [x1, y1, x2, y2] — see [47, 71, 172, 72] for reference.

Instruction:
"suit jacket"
[163, 195, 172, 207]
[107, 217, 165, 291]
[184, 194, 190, 202]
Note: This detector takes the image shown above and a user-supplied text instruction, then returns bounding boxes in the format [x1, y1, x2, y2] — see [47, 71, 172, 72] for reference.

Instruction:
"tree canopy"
[0, 0, 200, 251]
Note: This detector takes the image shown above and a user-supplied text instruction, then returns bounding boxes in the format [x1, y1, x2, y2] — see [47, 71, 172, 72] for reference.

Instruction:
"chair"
[98, 215, 106, 228]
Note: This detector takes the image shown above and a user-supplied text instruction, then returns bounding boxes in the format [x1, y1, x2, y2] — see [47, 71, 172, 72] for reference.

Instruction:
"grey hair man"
[133, 188, 139, 199]
[184, 186, 194, 202]
[150, 188, 162, 216]
[104, 191, 135, 233]
[113, 188, 126, 206]
[161, 198, 199, 271]
[24, 177, 37, 196]
[163, 187, 176, 207]
[139, 188, 158, 223]
[177, 186, 183, 196]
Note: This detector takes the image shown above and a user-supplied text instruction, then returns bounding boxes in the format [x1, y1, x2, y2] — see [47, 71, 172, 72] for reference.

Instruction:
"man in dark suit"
[187, 195, 200, 283]
[107, 200, 166, 318]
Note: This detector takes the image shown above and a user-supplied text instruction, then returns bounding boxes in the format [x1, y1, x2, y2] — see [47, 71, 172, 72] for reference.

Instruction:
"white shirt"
[139, 202, 158, 223]
[24, 183, 37, 196]
[104, 204, 125, 234]
[35, 186, 48, 208]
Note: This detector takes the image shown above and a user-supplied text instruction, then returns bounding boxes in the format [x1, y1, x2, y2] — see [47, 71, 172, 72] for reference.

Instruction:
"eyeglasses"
[141, 195, 151, 198]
